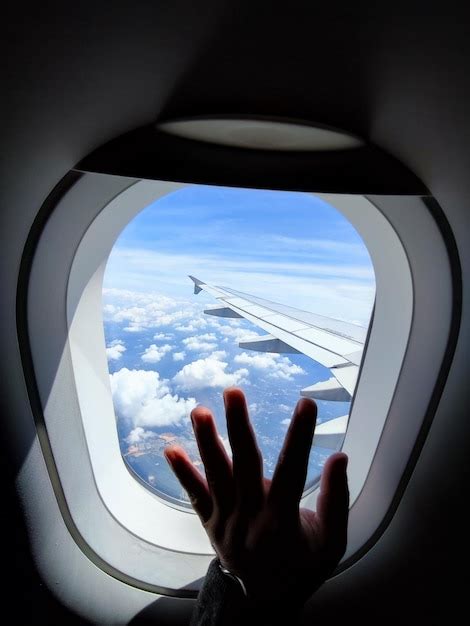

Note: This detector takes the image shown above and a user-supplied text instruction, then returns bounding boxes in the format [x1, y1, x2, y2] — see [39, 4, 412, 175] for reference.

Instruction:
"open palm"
[165, 387, 349, 608]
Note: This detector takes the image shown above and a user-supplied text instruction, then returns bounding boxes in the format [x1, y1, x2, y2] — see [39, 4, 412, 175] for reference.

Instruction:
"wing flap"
[330, 364, 359, 396]
[230, 306, 349, 368]
[313, 415, 348, 450]
[301, 377, 351, 401]
[204, 307, 243, 318]
[239, 334, 301, 354]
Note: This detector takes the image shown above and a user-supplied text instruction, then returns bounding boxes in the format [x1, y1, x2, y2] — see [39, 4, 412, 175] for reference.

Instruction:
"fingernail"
[164, 447, 175, 464]
[294, 397, 317, 421]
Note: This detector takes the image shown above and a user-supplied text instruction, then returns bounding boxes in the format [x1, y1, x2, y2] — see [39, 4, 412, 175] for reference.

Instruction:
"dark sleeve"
[190, 559, 247, 626]
[190, 559, 302, 626]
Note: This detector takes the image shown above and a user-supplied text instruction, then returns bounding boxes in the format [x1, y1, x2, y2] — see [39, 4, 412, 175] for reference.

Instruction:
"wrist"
[219, 562, 302, 623]
[218, 561, 248, 598]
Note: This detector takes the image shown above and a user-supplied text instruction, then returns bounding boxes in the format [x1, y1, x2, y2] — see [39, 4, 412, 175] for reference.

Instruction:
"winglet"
[189, 275, 204, 295]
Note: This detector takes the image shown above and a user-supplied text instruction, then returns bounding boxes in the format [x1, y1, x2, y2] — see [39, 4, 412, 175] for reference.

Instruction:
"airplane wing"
[189, 275, 366, 401]
[313, 414, 349, 450]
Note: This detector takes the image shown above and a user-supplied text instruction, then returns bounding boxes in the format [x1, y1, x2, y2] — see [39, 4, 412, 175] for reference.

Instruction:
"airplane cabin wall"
[1, 4, 469, 624]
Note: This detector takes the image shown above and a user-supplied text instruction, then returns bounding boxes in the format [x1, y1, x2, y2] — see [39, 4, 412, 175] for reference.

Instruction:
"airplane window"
[26, 172, 450, 581]
[102, 185, 375, 509]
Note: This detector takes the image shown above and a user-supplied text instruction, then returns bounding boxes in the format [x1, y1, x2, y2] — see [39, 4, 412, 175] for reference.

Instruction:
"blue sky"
[102, 185, 376, 502]
[104, 185, 375, 324]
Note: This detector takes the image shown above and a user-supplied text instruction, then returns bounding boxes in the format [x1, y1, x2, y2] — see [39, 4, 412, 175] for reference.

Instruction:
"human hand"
[164, 387, 349, 609]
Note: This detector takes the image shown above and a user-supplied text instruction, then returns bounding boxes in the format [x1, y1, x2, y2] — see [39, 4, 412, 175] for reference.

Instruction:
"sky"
[103, 185, 375, 324]
[102, 185, 376, 503]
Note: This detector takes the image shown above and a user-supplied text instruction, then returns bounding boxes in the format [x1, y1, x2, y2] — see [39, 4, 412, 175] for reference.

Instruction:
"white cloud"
[103, 288, 179, 308]
[121, 308, 190, 333]
[102, 288, 205, 332]
[106, 339, 126, 361]
[174, 318, 209, 333]
[182, 333, 218, 352]
[248, 402, 258, 415]
[173, 351, 186, 362]
[124, 325, 145, 333]
[233, 352, 305, 380]
[173, 357, 248, 391]
[110, 368, 196, 428]
[211, 350, 227, 360]
[279, 403, 291, 413]
[154, 332, 174, 340]
[281, 418, 291, 426]
[189, 332, 217, 341]
[126, 426, 157, 444]
[141, 343, 173, 363]
[103, 303, 117, 318]
[216, 325, 262, 345]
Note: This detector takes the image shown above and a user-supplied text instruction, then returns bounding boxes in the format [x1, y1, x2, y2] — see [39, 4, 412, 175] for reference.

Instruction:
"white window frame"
[26, 172, 453, 592]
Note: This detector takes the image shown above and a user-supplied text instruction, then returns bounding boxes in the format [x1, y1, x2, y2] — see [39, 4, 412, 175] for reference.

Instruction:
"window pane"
[103, 186, 375, 507]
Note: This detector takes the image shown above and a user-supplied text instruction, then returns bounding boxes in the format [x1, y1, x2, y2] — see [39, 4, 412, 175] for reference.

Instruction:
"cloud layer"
[110, 368, 196, 428]
[104, 247, 375, 326]
[106, 339, 126, 361]
[234, 351, 305, 380]
[141, 343, 173, 363]
[126, 426, 158, 444]
[182, 333, 218, 352]
[173, 354, 248, 391]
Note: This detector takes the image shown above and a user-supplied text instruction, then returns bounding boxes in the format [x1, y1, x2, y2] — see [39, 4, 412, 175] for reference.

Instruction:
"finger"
[316, 452, 349, 556]
[164, 445, 212, 522]
[269, 398, 317, 514]
[191, 406, 234, 514]
[224, 387, 264, 513]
